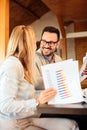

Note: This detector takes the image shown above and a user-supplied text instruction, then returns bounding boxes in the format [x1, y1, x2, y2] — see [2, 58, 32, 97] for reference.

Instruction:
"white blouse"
[0, 56, 38, 119]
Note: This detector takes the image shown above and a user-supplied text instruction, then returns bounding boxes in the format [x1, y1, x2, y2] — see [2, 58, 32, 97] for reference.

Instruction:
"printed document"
[80, 53, 87, 82]
[41, 59, 83, 104]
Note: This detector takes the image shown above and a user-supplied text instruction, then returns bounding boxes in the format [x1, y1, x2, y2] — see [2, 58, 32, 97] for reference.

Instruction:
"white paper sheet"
[80, 53, 87, 82]
[41, 59, 83, 104]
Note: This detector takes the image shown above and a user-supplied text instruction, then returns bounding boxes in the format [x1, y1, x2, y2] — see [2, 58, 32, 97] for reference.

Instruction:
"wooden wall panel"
[0, 0, 9, 64]
[75, 21, 87, 88]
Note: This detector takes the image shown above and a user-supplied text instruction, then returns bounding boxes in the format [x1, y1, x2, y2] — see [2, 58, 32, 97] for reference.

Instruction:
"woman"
[0, 25, 79, 130]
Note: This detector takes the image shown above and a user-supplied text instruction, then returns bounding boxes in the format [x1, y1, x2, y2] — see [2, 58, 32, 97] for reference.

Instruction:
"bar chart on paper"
[41, 59, 84, 104]
[56, 69, 72, 99]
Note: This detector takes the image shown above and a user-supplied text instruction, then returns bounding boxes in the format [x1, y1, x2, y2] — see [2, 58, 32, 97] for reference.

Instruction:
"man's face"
[40, 32, 60, 56]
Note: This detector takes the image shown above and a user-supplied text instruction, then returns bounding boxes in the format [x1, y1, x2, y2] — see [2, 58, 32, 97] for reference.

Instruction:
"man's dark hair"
[41, 26, 60, 40]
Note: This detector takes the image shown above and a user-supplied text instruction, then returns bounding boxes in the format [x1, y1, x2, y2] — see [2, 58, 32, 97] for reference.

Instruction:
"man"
[34, 26, 62, 90]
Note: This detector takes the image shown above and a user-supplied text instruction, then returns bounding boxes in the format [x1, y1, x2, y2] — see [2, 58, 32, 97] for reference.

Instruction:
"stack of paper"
[80, 53, 87, 82]
[41, 59, 83, 104]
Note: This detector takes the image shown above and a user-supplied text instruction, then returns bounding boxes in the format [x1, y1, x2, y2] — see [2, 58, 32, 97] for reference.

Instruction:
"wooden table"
[37, 102, 87, 115]
[37, 103, 87, 130]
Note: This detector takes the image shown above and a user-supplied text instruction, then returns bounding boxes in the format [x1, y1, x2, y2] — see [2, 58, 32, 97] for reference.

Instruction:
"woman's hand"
[37, 87, 57, 104]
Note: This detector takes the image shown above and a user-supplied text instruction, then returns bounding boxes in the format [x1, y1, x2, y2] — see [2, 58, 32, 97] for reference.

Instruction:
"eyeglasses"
[40, 39, 58, 46]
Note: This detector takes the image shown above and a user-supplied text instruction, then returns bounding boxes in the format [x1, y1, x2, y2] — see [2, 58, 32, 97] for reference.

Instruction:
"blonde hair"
[6, 25, 36, 84]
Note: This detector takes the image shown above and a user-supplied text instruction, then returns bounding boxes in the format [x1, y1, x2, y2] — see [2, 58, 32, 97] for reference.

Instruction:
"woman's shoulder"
[0, 56, 24, 78]
[3, 56, 22, 69]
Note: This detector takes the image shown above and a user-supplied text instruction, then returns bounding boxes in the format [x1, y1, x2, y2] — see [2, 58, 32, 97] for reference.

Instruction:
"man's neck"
[43, 54, 55, 63]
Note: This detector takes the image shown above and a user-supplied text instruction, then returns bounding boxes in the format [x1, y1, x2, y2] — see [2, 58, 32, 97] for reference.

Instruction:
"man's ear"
[56, 41, 61, 49]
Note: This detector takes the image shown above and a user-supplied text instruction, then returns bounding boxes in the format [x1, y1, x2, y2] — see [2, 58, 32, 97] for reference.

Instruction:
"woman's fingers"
[38, 87, 57, 104]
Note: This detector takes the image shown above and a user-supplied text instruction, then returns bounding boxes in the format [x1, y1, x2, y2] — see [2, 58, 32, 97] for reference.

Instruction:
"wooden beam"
[60, 38, 67, 60]
[0, 0, 9, 63]
[56, 16, 67, 59]
[67, 31, 87, 38]
[57, 15, 66, 38]
[12, 0, 39, 19]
